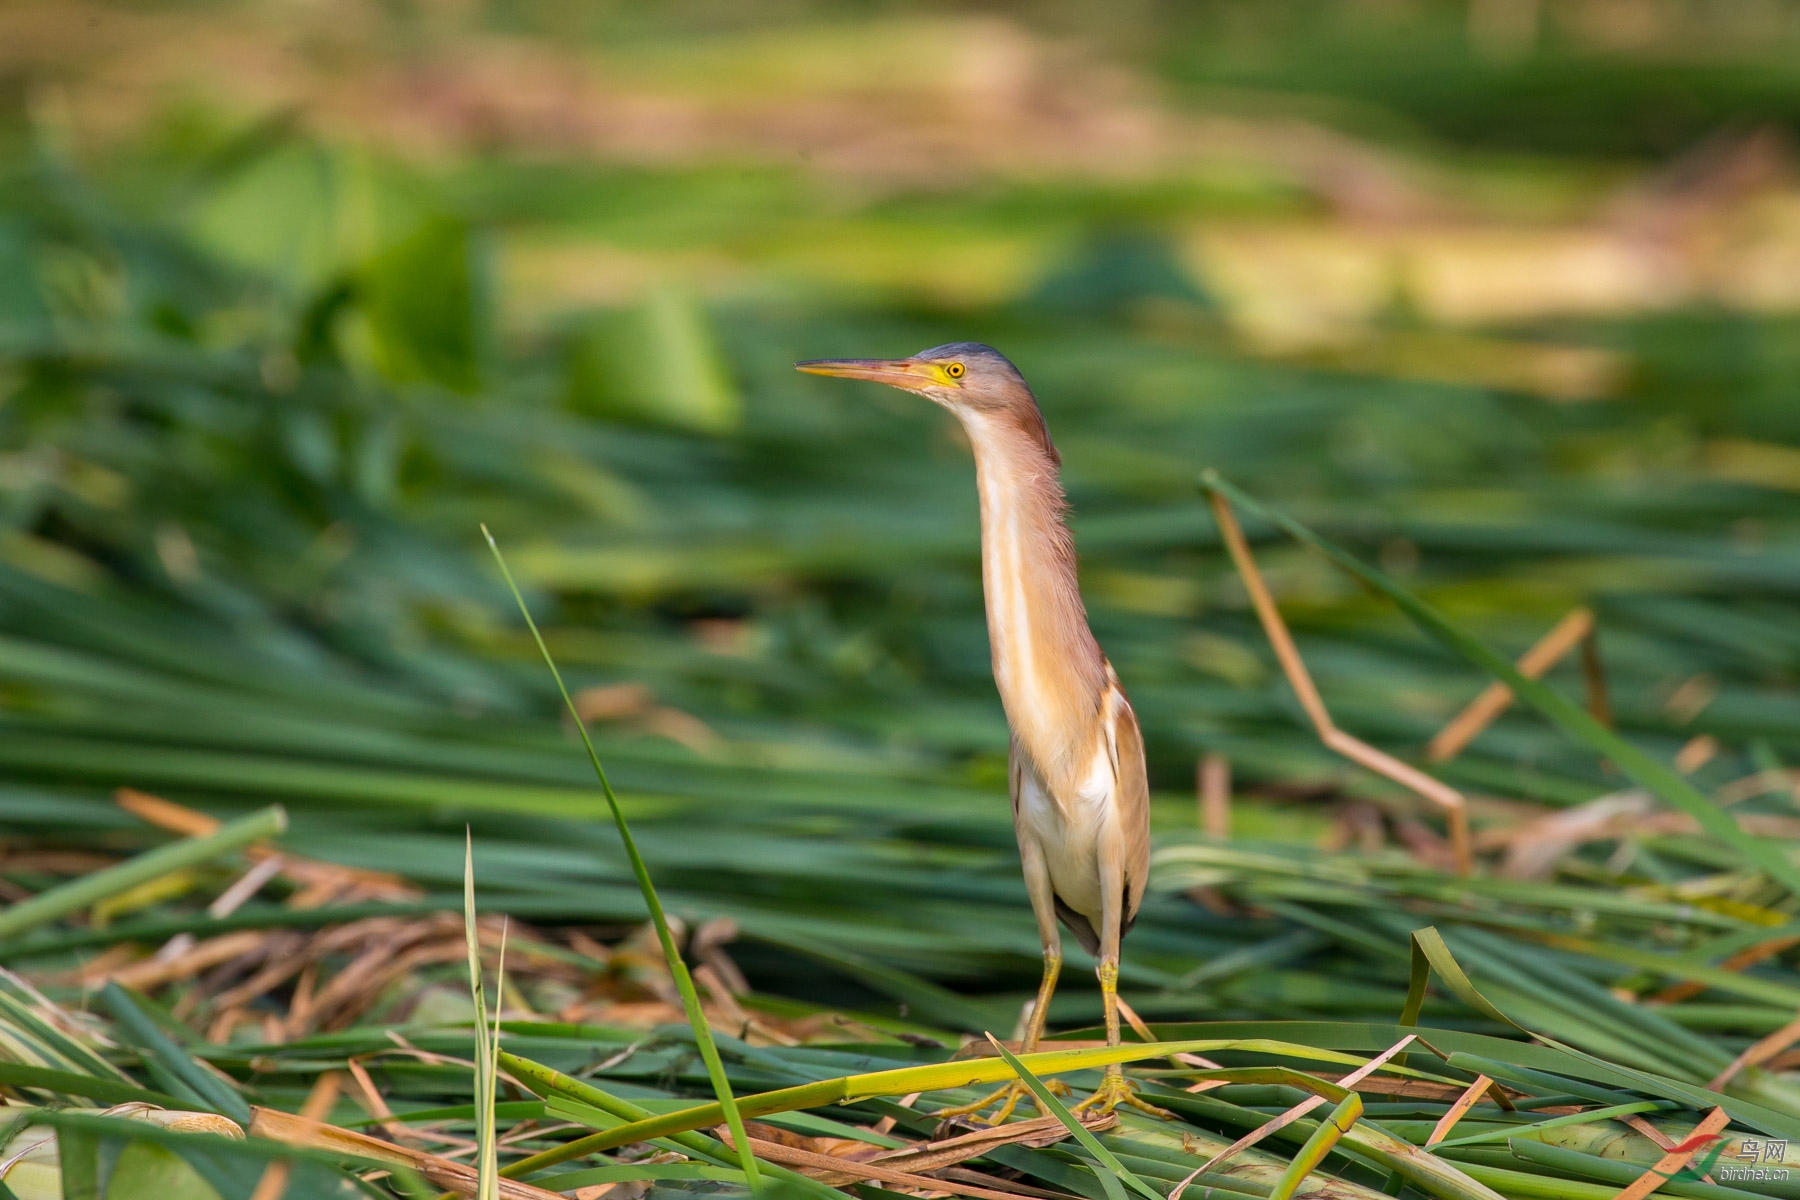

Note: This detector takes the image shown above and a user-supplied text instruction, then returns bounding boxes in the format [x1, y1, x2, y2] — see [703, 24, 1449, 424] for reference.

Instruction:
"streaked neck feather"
[963, 412, 1107, 792]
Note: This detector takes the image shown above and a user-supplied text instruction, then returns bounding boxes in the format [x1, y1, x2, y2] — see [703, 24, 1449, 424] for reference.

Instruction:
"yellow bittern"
[799, 343, 1164, 1120]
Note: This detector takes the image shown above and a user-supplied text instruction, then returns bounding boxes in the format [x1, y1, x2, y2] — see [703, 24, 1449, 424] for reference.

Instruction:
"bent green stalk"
[500, 1039, 1268, 1176]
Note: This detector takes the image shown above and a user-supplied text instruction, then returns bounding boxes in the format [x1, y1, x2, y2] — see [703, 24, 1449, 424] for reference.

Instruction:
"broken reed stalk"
[1200, 468, 1800, 899]
[1204, 490, 1473, 875]
[480, 526, 760, 1187]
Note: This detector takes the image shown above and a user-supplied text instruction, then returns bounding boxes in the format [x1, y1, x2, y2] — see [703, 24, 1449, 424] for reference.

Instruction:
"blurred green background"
[2, 0, 1799, 1023]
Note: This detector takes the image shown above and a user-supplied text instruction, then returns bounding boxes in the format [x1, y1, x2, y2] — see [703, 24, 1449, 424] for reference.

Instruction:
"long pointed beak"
[796, 358, 943, 391]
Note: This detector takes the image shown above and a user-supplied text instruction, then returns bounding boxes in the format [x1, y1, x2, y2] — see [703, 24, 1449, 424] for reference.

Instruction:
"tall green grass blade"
[463, 830, 498, 1200]
[1198, 471, 1800, 897]
[482, 526, 760, 1186]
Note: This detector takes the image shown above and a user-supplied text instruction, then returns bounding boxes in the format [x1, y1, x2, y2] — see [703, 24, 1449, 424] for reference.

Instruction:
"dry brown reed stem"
[343, 1057, 477, 1151]
[1427, 608, 1604, 763]
[1580, 630, 1614, 730]
[1708, 1012, 1800, 1091]
[1651, 933, 1800, 1004]
[1199, 753, 1231, 838]
[716, 1129, 1028, 1199]
[867, 1112, 1115, 1173]
[1623, 1118, 1678, 1152]
[250, 1071, 341, 1200]
[1207, 493, 1473, 874]
[114, 789, 419, 903]
[1676, 735, 1720, 774]
[248, 1106, 565, 1200]
[84, 930, 266, 991]
[1715, 769, 1800, 806]
[1191, 1034, 1417, 1176]
[1426, 1075, 1495, 1145]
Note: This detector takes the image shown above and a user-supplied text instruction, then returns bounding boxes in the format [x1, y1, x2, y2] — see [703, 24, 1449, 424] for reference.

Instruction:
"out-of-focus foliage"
[0, 4, 1798, 1195]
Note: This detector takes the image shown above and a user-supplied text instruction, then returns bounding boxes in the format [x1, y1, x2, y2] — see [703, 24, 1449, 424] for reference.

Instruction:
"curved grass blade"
[482, 526, 760, 1186]
[1403, 928, 1528, 1035]
[1197, 471, 1800, 898]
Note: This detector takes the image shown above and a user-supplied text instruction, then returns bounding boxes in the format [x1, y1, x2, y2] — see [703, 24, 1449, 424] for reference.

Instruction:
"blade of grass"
[59, 1119, 100, 1200]
[1432, 1102, 1669, 1150]
[463, 830, 498, 1200]
[983, 1032, 1161, 1200]
[98, 982, 250, 1127]
[0, 805, 286, 941]
[1269, 1092, 1362, 1200]
[1443, 1055, 1640, 1108]
[0, 977, 133, 1083]
[1198, 471, 1800, 898]
[0, 1063, 185, 1109]
[482, 525, 759, 1187]
[1403, 927, 1528, 1035]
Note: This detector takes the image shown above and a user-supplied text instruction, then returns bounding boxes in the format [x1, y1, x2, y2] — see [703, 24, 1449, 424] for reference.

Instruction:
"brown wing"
[1107, 677, 1152, 936]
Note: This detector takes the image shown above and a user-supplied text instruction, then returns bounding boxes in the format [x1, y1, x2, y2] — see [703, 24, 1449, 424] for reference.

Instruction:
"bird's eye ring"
[946, 362, 965, 378]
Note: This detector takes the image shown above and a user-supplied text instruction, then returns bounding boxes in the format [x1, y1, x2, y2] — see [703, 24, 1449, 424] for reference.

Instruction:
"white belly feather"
[1017, 740, 1115, 925]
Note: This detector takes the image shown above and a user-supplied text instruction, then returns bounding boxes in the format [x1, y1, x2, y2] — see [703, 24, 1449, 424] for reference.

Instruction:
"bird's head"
[796, 342, 1032, 419]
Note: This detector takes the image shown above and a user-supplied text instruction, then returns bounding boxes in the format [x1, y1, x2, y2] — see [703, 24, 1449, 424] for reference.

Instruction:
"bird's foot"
[1071, 1072, 1173, 1120]
[936, 1078, 1070, 1125]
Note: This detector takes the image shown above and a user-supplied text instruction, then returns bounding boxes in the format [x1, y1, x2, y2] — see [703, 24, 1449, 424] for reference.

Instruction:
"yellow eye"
[946, 362, 965, 378]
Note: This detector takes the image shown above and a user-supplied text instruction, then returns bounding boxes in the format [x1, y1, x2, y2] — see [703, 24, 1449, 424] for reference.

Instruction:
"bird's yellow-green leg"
[1073, 959, 1173, 1119]
[935, 946, 1069, 1123]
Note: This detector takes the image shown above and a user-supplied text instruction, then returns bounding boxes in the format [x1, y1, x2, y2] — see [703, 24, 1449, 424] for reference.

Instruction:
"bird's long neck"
[963, 412, 1108, 787]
